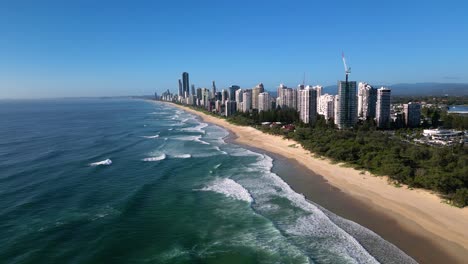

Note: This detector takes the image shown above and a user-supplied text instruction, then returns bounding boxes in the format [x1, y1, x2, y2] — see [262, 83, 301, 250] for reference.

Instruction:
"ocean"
[0, 99, 415, 264]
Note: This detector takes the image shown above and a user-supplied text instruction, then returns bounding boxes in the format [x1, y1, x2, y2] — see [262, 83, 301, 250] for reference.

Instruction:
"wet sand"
[163, 101, 468, 264]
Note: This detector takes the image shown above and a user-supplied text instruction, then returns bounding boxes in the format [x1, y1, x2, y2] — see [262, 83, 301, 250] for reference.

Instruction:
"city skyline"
[1, 1, 468, 99]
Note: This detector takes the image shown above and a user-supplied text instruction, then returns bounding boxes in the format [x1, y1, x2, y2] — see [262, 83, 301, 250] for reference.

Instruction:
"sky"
[1, 0, 467, 98]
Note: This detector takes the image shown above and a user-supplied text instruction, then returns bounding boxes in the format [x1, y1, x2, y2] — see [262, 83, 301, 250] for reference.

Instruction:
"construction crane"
[342, 52, 351, 83]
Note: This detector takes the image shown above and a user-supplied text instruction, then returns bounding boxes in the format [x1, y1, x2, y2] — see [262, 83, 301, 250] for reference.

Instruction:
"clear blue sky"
[1, 0, 467, 98]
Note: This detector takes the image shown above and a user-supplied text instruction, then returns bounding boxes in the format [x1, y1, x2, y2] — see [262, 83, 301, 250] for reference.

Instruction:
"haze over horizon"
[1, 0, 467, 99]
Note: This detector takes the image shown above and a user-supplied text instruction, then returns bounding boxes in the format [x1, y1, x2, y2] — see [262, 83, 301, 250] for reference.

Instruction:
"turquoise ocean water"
[0, 99, 415, 264]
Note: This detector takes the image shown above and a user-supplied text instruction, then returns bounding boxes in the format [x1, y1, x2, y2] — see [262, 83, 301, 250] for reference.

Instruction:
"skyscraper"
[221, 89, 229, 103]
[235, 89, 243, 110]
[182, 72, 190, 96]
[319, 94, 335, 121]
[252, 83, 264, 110]
[178, 79, 183, 97]
[404, 102, 421, 128]
[376, 87, 391, 128]
[225, 100, 237, 117]
[298, 86, 317, 125]
[191, 84, 195, 96]
[314, 85, 323, 114]
[242, 89, 252, 112]
[258, 92, 271, 112]
[212, 81, 217, 99]
[335, 80, 357, 129]
[229, 85, 239, 101]
[358, 82, 377, 119]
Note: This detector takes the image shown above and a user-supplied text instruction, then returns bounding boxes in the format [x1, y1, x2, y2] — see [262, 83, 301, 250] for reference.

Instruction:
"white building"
[258, 92, 271, 112]
[298, 86, 317, 125]
[242, 89, 252, 112]
[235, 88, 243, 111]
[319, 94, 335, 121]
[225, 100, 237, 116]
[376, 87, 391, 128]
[252, 83, 264, 110]
[358, 82, 377, 119]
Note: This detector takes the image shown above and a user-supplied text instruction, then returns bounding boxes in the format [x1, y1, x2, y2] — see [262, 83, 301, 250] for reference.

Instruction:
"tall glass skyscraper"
[182, 72, 190, 96]
[335, 80, 357, 129]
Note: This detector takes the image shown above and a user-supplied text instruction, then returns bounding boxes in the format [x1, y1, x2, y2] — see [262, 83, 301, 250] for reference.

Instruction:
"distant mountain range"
[322, 83, 468, 96]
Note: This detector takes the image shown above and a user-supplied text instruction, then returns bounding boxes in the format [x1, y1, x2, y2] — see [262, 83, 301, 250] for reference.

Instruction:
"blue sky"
[1, 0, 467, 98]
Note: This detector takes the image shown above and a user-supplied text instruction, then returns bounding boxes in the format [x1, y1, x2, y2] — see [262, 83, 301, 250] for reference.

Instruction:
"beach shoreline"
[160, 101, 468, 263]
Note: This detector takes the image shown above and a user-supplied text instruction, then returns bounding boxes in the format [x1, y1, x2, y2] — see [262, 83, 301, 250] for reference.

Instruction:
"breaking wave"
[89, 159, 112, 166]
[199, 178, 253, 203]
[142, 154, 166, 162]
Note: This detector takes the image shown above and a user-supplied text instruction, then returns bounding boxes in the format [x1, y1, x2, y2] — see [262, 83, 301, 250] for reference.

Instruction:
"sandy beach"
[165, 102, 468, 263]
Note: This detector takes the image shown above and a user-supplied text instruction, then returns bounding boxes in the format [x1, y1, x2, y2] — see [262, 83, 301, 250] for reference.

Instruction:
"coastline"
[159, 101, 468, 263]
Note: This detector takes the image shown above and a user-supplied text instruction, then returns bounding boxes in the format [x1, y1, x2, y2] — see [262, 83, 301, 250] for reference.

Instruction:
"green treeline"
[228, 108, 468, 208]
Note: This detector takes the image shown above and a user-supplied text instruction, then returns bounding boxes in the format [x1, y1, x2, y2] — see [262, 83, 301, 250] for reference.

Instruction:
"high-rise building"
[376, 87, 391, 128]
[212, 81, 217, 99]
[225, 100, 237, 116]
[286, 88, 297, 109]
[242, 89, 252, 112]
[178, 79, 183, 97]
[252, 83, 265, 110]
[221, 89, 229, 103]
[298, 86, 317, 125]
[235, 89, 243, 110]
[357, 82, 377, 119]
[202, 88, 210, 109]
[191, 84, 195, 96]
[404, 102, 421, 128]
[314, 85, 323, 114]
[182, 72, 190, 96]
[258, 92, 271, 112]
[229, 85, 239, 101]
[319, 94, 335, 121]
[335, 80, 357, 129]
[196, 88, 202, 100]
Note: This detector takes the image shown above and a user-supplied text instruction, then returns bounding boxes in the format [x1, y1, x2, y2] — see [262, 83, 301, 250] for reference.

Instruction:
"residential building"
[404, 102, 421, 128]
[335, 80, 357, 129]
[376, 87, 391, 128]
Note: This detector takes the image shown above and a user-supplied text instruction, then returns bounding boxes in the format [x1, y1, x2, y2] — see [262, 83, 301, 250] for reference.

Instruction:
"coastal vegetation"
[184, 104, 468, 207]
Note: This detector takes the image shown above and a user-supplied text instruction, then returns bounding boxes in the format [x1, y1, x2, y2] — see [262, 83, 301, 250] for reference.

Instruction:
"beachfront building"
[211, 81, 217, 99]
[376, 87, 391, 128]
[225, 100, 237, 117]
[242, 89, 252, 112]
[178, 79, 183, 97]
[319, 94, 335, 121]
[314, 85, 323, 114]
[221, 89, 228, 104]
[298, 86, 317, 125]
[235, 88, 243, 111]
[252, 83, 265, 110]
[229, 85, 239, 101]
[358, 82, 377, 120]
[182, 72, 190, 96]
[335, 80, 357, 129]
[258, 92, 271, 112]
[404, 102, 421, 128]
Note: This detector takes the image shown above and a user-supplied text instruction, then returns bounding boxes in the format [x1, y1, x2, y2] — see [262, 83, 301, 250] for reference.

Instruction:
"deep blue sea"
[0, 99, 415, 264]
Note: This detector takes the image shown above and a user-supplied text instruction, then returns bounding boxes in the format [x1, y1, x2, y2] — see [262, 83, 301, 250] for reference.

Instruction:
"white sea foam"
[214, 163, 221, 169]
[235, 154, 378, 263]
[180, 122, 208, 133]
[171, 154, 191, 159]
[200, 178, 253, 203]
[214, 146, 228, 155]
[142, 154, 166, 162]
[90, 159, 112, 166]
[174, 135, 210, 145]
[142, 134, 159, 139]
